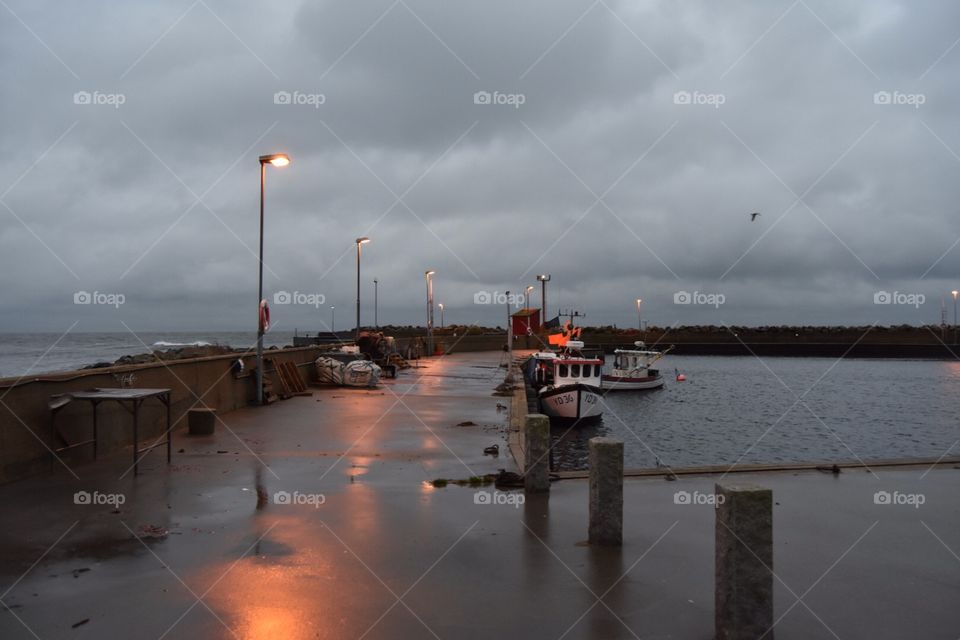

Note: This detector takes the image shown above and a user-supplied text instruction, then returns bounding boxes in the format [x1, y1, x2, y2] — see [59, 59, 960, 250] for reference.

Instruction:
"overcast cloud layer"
[2, 0, 960, 334]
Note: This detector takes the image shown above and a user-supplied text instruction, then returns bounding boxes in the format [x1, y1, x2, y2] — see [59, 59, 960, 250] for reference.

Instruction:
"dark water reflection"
[550, 355, 960, 470]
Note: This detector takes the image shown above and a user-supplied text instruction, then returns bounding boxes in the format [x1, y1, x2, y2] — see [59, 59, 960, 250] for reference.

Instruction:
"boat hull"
[601, 374, 664, 391]
[538, 384, 603, 421]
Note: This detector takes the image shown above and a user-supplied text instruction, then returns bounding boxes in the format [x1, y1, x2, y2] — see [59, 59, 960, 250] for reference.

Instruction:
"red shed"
[511, 308, 542, 336]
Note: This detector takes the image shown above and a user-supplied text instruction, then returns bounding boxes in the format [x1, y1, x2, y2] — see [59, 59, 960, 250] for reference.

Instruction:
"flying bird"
[750, 212, 761, 221]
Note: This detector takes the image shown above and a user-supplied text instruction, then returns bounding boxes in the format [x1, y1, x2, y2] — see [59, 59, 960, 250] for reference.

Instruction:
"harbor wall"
[0, 347, 324, 484]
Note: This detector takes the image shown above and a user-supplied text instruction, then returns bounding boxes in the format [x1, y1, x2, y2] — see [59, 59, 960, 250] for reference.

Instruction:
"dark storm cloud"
[1, 0, 959, 333]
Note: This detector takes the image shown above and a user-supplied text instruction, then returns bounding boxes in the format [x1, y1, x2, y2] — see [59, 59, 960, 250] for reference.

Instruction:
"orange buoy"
[676, 374, 686, 381]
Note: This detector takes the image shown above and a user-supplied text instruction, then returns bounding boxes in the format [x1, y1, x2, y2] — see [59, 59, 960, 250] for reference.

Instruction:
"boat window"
[558, 364, 567, 377]
[594, 365, 601, 377]
[571, 364, 580, 377]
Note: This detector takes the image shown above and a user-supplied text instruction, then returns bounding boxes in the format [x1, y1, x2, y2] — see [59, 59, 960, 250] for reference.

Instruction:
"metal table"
[49, 388, 172, 475]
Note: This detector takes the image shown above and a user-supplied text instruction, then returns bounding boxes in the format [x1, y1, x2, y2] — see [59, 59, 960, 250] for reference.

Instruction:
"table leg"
[92, 401, 98, 461]
[133, 399, 139, 476]
[165, 393, 171, 464]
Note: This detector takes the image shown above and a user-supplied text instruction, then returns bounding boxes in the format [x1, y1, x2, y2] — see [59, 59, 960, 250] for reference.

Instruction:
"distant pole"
[506, 290, 513, 356]
[373, 278, 378, 329]
[330, 306, 335, 333]
[537, 274, 551, 324]
[439, 303, 444, 329]
[953, 290, 958, 344]
[425, 270, 435, 355]
[636, 298, 642, 332]
[355, 237, 370, 339]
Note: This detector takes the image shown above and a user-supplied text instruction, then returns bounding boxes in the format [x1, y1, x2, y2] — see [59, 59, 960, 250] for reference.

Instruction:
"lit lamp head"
[356, 236, 370, 246]
[953, 290, 959, 300]
[259, 153, 290, 167]
[425, 270, 435, 277]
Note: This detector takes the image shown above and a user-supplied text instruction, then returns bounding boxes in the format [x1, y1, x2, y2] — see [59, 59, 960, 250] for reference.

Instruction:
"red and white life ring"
[259, 299, 270, 332]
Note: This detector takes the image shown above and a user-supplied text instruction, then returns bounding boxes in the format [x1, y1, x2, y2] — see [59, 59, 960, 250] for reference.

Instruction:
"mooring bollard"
[524, 414, 550, 493]
[715, 483, 774, 640]
[588, 437, 624, 546]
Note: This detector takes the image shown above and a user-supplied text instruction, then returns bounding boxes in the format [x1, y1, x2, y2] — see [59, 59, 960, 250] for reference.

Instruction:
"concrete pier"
[715, 483, 774, 640]
[588, 437, 624, 546]
[524, 414, 550, 493]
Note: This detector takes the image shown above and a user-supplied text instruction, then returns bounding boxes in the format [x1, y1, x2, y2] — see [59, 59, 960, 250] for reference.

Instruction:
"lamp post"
[536, 274, 551, 323]
[425, 270, 435, 355]
[438, 303, 444, 329]
[355, 237, 370, 339]
[636, 298, 642, 332]
[373, 278, 378, 329]
[506, 290, 513, 356]
[256, 153, 290, 406]
[330, 306, 335, 332]
[953, 290, 958, 343]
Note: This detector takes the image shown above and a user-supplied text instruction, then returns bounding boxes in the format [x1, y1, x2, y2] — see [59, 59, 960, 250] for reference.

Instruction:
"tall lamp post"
[438, 303, 444, 329]
[355, 237, 370, 339]
[425, 270, 435, 355]
[636, 298, 642, 332]
[256, 153, 290, 406]
[536, 274, 551, 323]
[373, 278, 379, 330]
[330, 306, 335, 332]
[952, 290, 958, 343]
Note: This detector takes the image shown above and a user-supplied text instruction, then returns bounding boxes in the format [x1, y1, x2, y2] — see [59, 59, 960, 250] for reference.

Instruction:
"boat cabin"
[552, 341, 602, 388]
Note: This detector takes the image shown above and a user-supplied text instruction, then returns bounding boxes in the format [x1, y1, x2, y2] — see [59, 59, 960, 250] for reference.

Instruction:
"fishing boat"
[525, 340, 603, 422]
[601, 342, 671, 391]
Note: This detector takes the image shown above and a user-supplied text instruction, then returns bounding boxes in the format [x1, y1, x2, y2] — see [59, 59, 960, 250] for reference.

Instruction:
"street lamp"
[952, 290, 958, 343]
[636, 298, 642, 332]
[425, 270, 435, 355]
[330, 306, 335, 332]
[256, 152, 290, 406]
[536, 274, 551, 323]
[355, 236, 370, 339]
[373, 278, 379, 330]
[438, 303, 444, 329]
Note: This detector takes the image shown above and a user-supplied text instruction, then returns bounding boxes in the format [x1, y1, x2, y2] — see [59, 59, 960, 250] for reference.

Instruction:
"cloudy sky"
[2, 0, 959, 333]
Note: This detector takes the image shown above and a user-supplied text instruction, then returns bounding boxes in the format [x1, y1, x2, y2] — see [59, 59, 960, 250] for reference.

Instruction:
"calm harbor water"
[551, 355, 960, 470]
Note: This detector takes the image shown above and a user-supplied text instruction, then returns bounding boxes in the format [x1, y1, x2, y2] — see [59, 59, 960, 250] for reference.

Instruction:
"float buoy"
[259, 299, 270, 332]
[675, 368, 686, 382]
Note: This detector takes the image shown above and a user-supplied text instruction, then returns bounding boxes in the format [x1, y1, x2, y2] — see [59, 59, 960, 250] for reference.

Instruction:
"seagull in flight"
[749, 212, 761, 221]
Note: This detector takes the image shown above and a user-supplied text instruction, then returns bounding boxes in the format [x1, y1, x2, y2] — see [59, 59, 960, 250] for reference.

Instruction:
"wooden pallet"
[266, 358, 310, 398]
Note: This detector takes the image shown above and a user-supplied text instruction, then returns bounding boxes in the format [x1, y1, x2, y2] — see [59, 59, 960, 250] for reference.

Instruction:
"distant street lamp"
[373, 278, 379, 330]
[355, 236, 370, 339]
[536, 274, 551, 323]
[425, 270, 435, 355]
[438, 303, 444, 329]
[256, 153, 290, 406]
[636, 298, 642, 332]
[953, 290, 958, 343]
[330, 306, 335, 333]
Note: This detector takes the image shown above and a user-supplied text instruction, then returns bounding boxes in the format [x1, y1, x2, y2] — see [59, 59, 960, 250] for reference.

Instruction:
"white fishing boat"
[526, 341, 603, 422]
[601, 342, 671, 391]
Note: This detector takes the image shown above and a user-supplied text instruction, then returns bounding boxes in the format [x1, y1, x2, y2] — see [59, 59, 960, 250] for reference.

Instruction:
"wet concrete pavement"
[0, 351, 958, 639]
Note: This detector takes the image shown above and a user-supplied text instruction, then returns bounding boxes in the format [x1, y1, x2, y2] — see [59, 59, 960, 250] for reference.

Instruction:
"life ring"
[259, 299, 270, 332]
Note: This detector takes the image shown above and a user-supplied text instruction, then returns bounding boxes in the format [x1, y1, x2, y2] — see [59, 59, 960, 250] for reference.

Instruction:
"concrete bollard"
[715, 483, 774, 640]
[588, 437, 624, 546]
[524, 414, 550, 494]
[187, 408, 216, 435]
